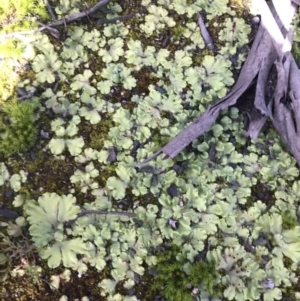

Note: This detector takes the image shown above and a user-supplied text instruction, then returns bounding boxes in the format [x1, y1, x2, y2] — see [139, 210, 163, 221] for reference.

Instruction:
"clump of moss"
[0, 99, 39, 158]
[0, 0, 49, 59]
[171, 25, 186, 40]
[150, 245, 221, 301]
[0, 61, 20, 101]
[281, 210, 298, 231]
[292, 43, 300, 64]
[0, 0, 48, 25]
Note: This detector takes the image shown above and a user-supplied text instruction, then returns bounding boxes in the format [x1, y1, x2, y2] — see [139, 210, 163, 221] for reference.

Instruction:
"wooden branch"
[44, 0, 57, 20]
[272, 53, 300, 165]
[246, 108, 268, 140]
[198, 13, 215, 51]
[0, 0, 111, 41]
[37, 21, 60, 39]
[246, 0, 296, 139]
[253, 34, 277, 118]
[17, 88, 37, 101]
[135, 149, 164, 168]
[47, 0, 111, 27]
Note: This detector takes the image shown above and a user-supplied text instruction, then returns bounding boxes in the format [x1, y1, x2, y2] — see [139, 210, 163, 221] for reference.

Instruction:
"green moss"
[20, 152, 77, 197]
[0, 0, 48, 23]
[229, 0, 251, 18]
[152, 132, 169, 147]
[0, 0, 49, 59]
[0, 99, 39, 158]
[292, 43, 300, 64]
[171, 25, 186, 41]
[0, 40, 23, 59]
[193, 49, 213, 65]
[87, 117, 113, 150]
[149, 245, 221, 301]
[0, 62, 18, 101]
[281, 210, 298, 231]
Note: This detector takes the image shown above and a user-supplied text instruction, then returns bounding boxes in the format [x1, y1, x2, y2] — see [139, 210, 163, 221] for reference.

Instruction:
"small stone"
[251, 16, 260, 25]
[167, 184, 178, 197]
[5, 189, 14, 198]
[40, 130, 50, 139]
[151, 174, 158, 187]
[29, 150, 36, 160]
[168, 218, 178, 229]
[261, 278, 275, 289]
[107, 147, 117, 163]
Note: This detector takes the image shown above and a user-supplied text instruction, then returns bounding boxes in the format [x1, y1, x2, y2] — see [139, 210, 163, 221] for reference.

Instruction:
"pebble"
[0, 207, 19, 219]
[40, 130, 50, 139]
[251, 16, 260, 25]
[261, 278, 275, 289]
[5, 189, 14, 198]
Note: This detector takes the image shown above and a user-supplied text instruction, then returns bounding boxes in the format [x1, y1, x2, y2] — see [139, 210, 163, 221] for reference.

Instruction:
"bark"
[198, 14, 215, 51]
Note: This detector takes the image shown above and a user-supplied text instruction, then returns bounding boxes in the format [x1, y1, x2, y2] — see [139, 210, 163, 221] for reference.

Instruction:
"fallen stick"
[0, 0, 111, 41]
[37, 21, 61, 39]
[47, 0, 111, 27]
[198, 13, 215, 51]
[44, 0, 57, 20]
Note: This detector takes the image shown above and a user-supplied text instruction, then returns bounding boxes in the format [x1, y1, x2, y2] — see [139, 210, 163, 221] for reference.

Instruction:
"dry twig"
[198, 13, 215, 51]
[44, 0, 57, 20]
[0, 0, 111, 41]
[47, 0, 111, 27]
